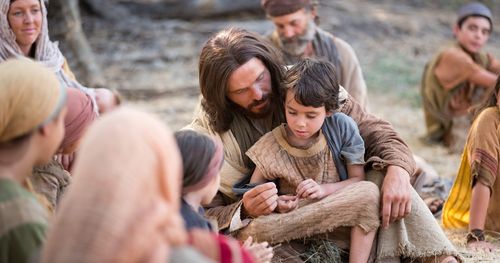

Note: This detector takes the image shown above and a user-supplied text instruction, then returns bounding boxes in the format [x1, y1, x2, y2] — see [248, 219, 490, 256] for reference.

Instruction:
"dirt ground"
[64, 0, 500, 261]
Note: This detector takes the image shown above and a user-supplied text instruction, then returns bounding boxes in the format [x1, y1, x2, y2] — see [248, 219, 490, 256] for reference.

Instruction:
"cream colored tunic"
[246, 124, 338, 195]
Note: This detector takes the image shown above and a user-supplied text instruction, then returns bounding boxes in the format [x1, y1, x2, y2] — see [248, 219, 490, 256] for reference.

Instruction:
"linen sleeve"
[204, 192, 244, 232]
[467, 109, 499, 193]
[339, 94, 416, 177]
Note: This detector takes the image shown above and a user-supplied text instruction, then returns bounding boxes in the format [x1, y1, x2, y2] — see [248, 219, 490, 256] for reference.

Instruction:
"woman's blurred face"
[8, 0, 42, 55]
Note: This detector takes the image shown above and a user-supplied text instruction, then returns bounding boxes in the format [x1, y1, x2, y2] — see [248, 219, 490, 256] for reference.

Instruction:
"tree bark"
[81, 0, 129, 21]
[48, 0, 105, 87]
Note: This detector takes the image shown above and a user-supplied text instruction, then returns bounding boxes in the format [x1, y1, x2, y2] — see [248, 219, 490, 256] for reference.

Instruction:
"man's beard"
[279, 20, 316, 56]
[233, 94, 275, 119]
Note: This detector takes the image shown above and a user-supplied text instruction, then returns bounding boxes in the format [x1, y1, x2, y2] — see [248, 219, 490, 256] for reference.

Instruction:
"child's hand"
[276, 195, 298, 213]
[243, 236, 274, 263]
[296, 179, 325, 199]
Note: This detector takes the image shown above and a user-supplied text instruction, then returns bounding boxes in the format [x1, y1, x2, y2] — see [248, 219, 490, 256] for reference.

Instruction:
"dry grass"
[445, 229, 500, 262]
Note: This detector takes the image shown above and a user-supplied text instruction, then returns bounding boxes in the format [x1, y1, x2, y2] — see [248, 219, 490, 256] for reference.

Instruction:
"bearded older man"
[261, 0, 368, 109]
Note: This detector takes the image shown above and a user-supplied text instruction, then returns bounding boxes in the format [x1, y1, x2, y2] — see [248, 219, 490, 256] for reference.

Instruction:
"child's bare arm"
[297, 164, 365, 199]
[468, 69, 498, 88]
[347, 163, 365, 181]
[250, 168, 267, 184]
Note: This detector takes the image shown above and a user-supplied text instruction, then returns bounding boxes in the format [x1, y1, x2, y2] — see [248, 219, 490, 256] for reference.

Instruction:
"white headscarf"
[0, 0, 98, 112]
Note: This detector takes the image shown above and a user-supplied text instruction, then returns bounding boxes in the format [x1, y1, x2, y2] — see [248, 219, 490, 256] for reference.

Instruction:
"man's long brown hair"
[198, 27, 285, 133]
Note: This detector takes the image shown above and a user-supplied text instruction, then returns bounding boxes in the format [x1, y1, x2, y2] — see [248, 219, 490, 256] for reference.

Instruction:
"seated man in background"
[261, 0, 369, 109]
[421, 2, 499, 151]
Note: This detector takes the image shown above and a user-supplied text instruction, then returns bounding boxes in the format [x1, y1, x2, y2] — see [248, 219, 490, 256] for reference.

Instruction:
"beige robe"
[246, 124, 339, 195]
[31, 159, 71, 211]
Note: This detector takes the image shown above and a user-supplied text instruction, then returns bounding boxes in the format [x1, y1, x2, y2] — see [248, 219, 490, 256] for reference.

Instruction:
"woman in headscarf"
[443, 76, 500, 252]
[1, 0, 120, 114]
[0, 58, 67, 263]
[41, 107, 189, 262]
[30, 88, 98, 211]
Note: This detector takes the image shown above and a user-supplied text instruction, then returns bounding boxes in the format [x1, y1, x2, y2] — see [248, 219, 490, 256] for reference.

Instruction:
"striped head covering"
[42, 107, 187, 263]
[0, 58, 66, 143]
[0, 0, 98, 112]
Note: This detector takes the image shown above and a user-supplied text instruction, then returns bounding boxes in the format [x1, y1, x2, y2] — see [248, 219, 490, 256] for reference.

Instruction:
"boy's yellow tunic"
[443, 106, 500, 230]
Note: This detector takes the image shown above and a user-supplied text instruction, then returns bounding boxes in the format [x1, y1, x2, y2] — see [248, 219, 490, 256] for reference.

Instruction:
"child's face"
[201, 173, 220, 206]
[454, 16, 491, 54]
[285, 91, 327, 142]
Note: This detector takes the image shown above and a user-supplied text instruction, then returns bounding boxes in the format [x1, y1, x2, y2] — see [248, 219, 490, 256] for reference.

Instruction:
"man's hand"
[242, 182, 278, 218]
[296, 179, 326, 200]
[381, 166, 412, 229]
[276, 195, 298, 213]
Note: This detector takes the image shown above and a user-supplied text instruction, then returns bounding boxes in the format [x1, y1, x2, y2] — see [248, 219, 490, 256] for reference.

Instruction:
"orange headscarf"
[42, 107, 186, 263]
[60, 88, 97, 151]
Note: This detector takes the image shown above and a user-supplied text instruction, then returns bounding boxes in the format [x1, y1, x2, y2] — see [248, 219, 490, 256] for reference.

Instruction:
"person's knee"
[355, 181, 380, 205]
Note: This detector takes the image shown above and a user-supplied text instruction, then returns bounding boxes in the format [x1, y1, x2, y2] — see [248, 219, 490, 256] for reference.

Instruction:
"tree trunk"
[81, 0, 129, 21]
[48, 0, 105, 87]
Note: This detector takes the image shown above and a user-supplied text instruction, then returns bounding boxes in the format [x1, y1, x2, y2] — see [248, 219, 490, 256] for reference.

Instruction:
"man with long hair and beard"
[189, 27, 460, 263]
[261, 0, 368, 109]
